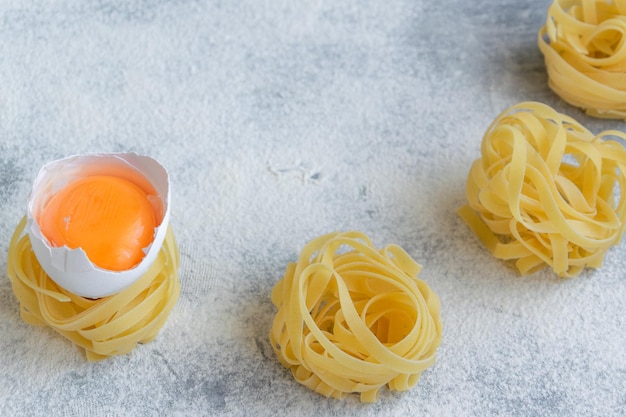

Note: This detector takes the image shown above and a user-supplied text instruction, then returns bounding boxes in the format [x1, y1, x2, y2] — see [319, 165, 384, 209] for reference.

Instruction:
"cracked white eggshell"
[27, 153, 171, 298]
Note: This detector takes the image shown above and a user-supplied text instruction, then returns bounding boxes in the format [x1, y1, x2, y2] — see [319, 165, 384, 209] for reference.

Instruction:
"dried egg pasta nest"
[459, 101, 626, 277]
[7, 217, 181, 361]
[539, 0, 626, 119]
[270, 231, 442, 402]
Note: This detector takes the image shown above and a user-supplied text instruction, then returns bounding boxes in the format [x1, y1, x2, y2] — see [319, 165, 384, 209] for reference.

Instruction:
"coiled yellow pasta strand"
[269, 231, 442, 402]
[7, 216, 181, 361]
[459, 101, 626, 277]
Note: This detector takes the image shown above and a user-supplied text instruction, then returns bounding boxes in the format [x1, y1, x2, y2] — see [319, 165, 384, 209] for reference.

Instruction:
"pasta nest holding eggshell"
[269, 231, 442, 403]
[539, 0, 626, 119]
[459, 101, 626, 277]
[7, 216, 181, 361]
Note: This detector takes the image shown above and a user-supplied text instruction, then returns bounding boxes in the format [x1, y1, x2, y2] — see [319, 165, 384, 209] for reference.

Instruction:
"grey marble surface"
[0, 1, 625, 416]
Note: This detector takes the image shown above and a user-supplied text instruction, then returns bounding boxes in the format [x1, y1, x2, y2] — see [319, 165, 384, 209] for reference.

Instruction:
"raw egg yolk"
[39, 175, 157, 271]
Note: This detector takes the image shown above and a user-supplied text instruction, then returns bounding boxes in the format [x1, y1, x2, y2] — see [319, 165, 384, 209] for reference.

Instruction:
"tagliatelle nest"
[539, 0, 626, 119]
[7, 217, 181, 361]
[459, 101, 626, 277]
[269, 231, 442, 403]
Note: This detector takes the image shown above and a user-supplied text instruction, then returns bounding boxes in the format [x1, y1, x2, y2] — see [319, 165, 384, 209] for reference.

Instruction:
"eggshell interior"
[27, 153, 171, 298]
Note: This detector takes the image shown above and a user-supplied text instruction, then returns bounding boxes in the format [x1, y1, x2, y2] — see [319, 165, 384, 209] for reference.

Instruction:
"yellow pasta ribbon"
[269, 231, 442, 403]
[459, 101, 626, 277]
[7, 216, 181, 361]
[539, 0, 626, 119]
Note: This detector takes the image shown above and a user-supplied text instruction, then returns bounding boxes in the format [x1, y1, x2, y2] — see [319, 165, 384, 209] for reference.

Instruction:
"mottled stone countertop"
[0, 1, 624, 416]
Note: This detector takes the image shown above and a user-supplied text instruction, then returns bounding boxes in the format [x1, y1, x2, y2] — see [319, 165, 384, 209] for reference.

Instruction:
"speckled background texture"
[0, 1, 624, 416]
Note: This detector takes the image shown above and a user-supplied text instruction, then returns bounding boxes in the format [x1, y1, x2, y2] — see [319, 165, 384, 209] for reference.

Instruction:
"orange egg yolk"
[39, 175, 157, 271]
